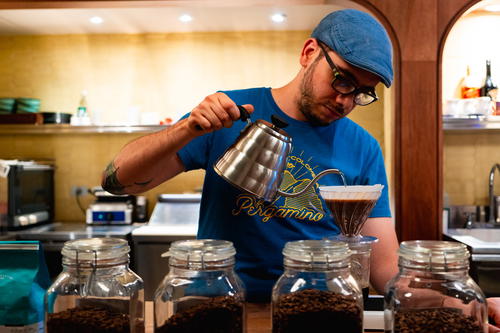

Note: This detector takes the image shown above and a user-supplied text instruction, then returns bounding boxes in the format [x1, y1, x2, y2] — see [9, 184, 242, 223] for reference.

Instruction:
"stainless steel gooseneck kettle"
[214, 106, 344, 201]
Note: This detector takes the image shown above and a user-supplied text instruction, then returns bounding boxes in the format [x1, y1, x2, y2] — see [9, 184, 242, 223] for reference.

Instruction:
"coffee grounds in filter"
[155, 295, 244, 333]
[393, 308, 484, 333]
[272, 289, 362, 333]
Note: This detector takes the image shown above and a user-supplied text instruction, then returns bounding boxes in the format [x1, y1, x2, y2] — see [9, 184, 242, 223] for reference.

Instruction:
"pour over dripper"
[319, 184, 384, 237]
[319, 184, 384, 301]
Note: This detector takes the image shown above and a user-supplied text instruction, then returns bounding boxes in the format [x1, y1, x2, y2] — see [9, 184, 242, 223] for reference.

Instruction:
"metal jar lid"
[62, 237, 130, 266]
[163, 239, 236, 269]
[398, 240, 470, 271]
[282, 239, 351, 268]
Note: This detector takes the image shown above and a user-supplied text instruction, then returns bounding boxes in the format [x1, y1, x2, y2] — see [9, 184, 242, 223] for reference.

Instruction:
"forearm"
[102, 118, 195, 194]
[361, 217, 400, 294]
[102, 93, 254, 195]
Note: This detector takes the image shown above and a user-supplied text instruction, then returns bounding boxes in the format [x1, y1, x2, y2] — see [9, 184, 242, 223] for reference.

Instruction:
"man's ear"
[300, 38, 320, 67]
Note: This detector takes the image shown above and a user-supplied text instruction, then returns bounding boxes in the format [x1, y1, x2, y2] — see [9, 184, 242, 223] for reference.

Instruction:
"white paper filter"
[319, 184, 384, 200]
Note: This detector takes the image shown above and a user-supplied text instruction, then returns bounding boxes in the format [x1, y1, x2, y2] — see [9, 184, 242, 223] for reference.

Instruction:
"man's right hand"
[186, 92, 254, 135]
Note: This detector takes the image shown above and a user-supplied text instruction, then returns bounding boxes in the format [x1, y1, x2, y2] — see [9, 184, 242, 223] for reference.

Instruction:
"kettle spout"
[277, 169, 346, 198]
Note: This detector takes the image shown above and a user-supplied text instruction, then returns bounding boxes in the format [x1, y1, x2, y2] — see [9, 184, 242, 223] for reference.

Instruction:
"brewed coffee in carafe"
[319, 184, 384, 302]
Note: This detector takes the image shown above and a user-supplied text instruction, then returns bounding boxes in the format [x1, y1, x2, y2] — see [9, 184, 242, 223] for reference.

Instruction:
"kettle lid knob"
[271, 114, 288, 129]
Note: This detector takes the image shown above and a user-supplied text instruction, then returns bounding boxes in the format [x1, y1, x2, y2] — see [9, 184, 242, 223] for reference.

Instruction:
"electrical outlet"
[70, 185, 88, 197]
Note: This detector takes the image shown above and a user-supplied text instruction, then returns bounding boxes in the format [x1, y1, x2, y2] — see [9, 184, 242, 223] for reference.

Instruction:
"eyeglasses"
[317, 41, 378, 106]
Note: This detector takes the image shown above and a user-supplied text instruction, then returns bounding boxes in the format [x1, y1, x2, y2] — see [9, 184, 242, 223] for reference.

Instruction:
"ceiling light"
[271, 13, 287, 23]
[89, 16, 103, 25]
[484, 4, 500, 12]
[179, 14, 193, 23]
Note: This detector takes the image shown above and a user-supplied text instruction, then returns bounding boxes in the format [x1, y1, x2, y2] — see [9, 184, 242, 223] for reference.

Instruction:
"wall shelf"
[2, 119, 498, 134]
[0, 124, 167, 134]
[443, 116, 500, 132]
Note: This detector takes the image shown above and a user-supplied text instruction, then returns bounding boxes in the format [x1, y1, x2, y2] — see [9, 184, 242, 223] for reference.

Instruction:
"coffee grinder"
[318, 184, 384, 301]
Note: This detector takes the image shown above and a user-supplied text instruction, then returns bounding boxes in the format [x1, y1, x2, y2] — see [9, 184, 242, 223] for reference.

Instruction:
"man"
[102, 10, 500, 332]
[102, 8, 398, 302]
[100, 10, 498, 331]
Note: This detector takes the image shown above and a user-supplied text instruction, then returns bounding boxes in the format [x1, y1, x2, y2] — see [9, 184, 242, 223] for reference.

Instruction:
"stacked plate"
[15, 98, 40, 113]
[0, 98, 15, 114]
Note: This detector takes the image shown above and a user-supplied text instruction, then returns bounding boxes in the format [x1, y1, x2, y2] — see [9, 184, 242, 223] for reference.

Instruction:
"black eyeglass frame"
[317, 40, 378, 106]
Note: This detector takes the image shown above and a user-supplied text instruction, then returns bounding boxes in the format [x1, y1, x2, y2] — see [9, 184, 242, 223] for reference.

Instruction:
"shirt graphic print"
[231, 150, 330, 223]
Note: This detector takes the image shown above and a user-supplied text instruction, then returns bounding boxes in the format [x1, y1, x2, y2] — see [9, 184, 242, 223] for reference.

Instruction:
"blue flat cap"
[311, 9, 393, 87]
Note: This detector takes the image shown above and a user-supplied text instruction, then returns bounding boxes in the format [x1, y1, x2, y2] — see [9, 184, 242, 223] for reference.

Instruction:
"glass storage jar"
[154, 239, 246, 333]
[385, 240, 487, 333]
[45, 238, 144, 333]
[272, 239, 363, 333]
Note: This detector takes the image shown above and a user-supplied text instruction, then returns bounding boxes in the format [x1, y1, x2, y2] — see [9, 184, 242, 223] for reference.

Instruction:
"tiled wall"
[0, 131, 205, 222]
[0, 31, 387, 222]
[444, 132, 500, 206]
[0, 31, 385, 141]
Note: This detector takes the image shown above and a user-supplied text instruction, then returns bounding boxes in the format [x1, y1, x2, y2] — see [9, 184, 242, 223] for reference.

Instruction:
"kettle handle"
[276, 168, 346, 198]
[237, 105, 251, 123]
[195, 104, 250, 131]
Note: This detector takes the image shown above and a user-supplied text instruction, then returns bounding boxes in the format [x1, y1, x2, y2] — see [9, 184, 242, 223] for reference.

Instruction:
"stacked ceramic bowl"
[16, 98, 41, 113]
[0, 98, 15, 114]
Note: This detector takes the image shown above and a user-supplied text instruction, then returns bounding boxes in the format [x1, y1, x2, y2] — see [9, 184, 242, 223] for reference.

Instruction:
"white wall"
[443, 13, 500, 102]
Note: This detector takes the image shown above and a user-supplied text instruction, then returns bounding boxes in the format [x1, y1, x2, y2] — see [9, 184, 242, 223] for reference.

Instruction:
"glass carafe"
[45, 238, 144, 333]
[384, 240, 487, 333]
[327, 234, 378, 302]
[154, 239, 246, 332]
[272, 239, 363, 333]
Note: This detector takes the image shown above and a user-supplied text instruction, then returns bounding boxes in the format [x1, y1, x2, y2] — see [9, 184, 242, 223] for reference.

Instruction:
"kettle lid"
[254, 114, 291, 141]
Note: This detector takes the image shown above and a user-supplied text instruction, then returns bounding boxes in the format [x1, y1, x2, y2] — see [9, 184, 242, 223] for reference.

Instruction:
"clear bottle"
[154, 239, 246, 333]
[45, 238, 145, 333]
[384, 240, 487, 333]
[272, 240, 363, 333]
[77, 90, 88, 117]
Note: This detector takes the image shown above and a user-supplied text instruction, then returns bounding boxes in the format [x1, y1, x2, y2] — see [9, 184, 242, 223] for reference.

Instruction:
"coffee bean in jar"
[273, 289, 362, 333]
[47, 306, 130, 333]
[45, 238, 145, 333]
[154, 240, 246, 333]
[385, 241, 488, 333]
[155, 295, 243, 333]
[272, 240, 363, 333]
[392, 308, 484, 333]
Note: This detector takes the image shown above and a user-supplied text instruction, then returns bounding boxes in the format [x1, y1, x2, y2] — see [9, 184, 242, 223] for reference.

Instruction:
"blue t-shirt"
[177, 87, 391, 302]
